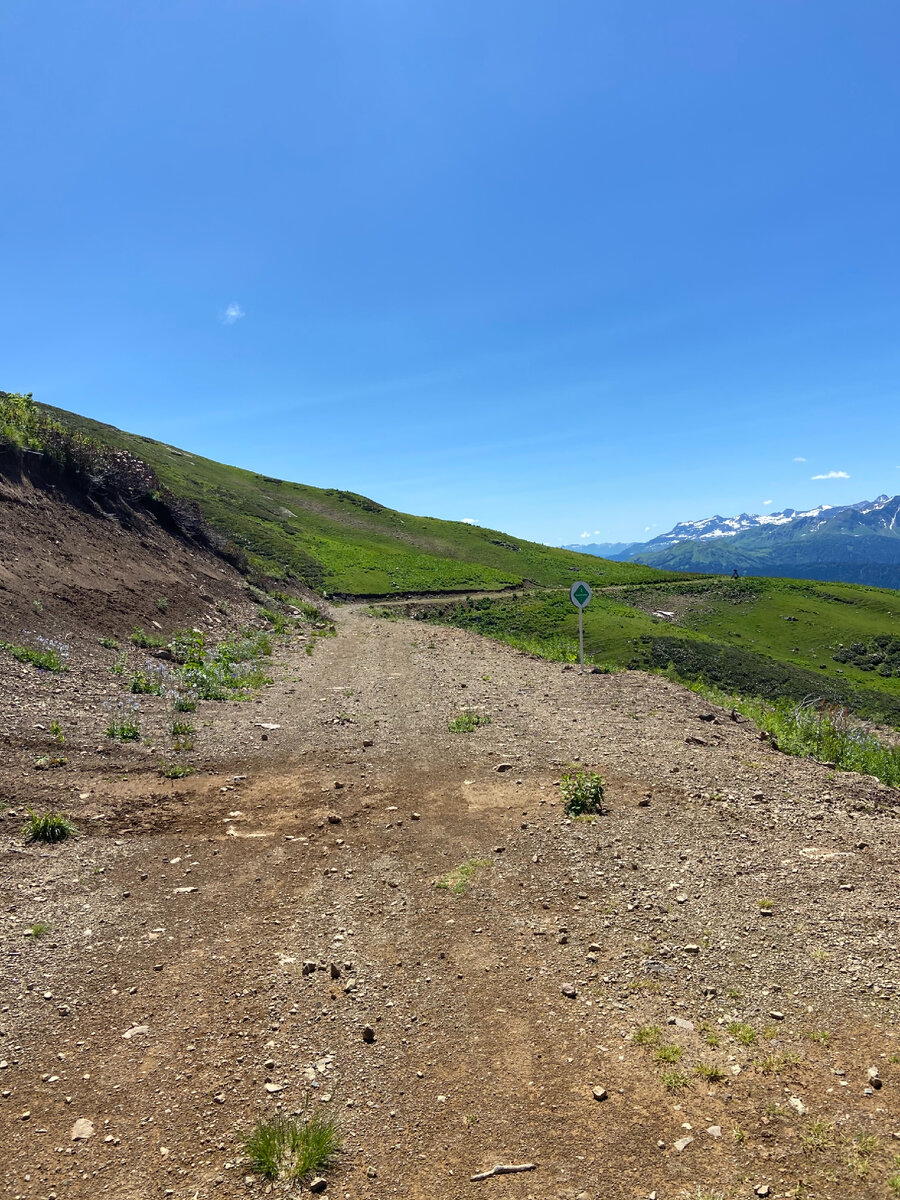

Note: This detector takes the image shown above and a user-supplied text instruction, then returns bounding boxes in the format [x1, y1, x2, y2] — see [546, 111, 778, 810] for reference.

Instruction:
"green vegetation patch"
[0, 639, 68, 673]
[434, 858, 493, 895]
[448, 710, 492, 733]
[241, 1111, 341, 1183]
[23, 809, 78, 843]
[560, 770, 605, 817]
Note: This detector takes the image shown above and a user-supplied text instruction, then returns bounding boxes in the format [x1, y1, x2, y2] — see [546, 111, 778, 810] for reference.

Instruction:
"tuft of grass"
[654, 1044, 683, 1064]
[171, 721, 194, 736]
[173, 695, 197, 712]
[98, 636, 120, 650]
[727, 1021, 757, 1046]
[758, 898, 774, 910]
[448, 710, 492, 733]
[801, 1119, 834, 1151]
[694, 1062, 726, 1083]
[25, 921, 52, 939]
[661, 1069, 691, 1094]
[130, 668, 165, 695]
[160, 762, 195, 779]
[49, 720, 65, 744]
[634, 1025, 662, 1046]
[805, 1029, 831, 1047]
[131, 626, 167, 649]
[155, 596, 168, 612]
[434, 858, 492, 895]
[23, 809, 78, 843]
[559, 770, 605, 817]
[241, 1110, 341, 1183]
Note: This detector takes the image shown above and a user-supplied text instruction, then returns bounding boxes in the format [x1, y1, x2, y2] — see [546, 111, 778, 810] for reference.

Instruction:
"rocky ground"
[2, 603, 900, 1200]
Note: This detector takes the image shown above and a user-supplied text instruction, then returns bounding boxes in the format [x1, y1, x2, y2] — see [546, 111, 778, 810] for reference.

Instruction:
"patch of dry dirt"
[3, 602, 900, 1200]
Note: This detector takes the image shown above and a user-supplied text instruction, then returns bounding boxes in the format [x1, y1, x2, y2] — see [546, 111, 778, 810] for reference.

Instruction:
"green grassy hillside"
[35, 401, 671, 595]
[419, 575, 900, 723]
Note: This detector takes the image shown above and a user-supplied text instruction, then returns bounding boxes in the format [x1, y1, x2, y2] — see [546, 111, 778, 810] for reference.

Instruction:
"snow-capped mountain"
[568, 496, 900, 589]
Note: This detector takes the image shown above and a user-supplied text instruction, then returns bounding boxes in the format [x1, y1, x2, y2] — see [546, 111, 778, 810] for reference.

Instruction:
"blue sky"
[2, 1, 899, 545]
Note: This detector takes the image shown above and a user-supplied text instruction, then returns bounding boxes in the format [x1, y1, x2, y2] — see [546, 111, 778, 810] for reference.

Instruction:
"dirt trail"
[2, 605, 900, 1200]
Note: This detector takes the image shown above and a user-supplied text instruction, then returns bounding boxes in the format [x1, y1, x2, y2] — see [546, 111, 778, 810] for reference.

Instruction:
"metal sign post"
[569, 581, 592, 672]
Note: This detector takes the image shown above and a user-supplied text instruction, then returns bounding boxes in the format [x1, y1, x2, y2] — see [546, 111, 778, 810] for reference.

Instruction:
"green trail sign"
[569, 581, 592, 671]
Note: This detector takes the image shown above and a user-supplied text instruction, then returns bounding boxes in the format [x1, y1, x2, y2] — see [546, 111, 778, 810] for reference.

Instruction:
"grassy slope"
[41, 404, 671, 595]
[421, 576, 900, 722]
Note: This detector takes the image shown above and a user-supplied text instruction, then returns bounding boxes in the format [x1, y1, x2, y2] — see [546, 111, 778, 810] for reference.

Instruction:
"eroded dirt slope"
[2, 606, 900, 1200]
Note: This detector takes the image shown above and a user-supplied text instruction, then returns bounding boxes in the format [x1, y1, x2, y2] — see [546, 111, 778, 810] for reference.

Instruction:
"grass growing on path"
[434, 858, 493, 895]
[242, 1111, 341, 1183]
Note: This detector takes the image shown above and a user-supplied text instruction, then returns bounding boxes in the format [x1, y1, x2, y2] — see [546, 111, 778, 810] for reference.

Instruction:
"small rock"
[755, 1187, 770, 1198]
[309, 1178, 327, 1194]
[706, 1125, 722, 1139]
[329, 962, 341, 980]
[327, 814, 342, 825]
[788, 1097, 807, 1116]
[561, 984, 577, 999]
[122, 1025, 149, 1040]
[769, 1010, 785, 1021]
[411, 812, 420, 820]
[867, 1067, 882, 1089]
[673, 1136, 693, 1153]
[362, 1024, 376, 1044]
[302, 960, 317, 976]
[592, 1086, 608, 1102]
[674, 1017, 694, 1031]
[495, 763, 514, 772]
[264, 1083, 284, 1093]
[367, 1167, 378, 1178]
[71, 1119, 94, 1140]
[683, 944, 701, 954]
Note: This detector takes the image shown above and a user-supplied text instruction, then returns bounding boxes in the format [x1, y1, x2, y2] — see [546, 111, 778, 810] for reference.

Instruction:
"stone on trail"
[71, 1119, 94, 1140]
[591, 1086, 608, 1102]
[362, 1024, 376, 1043]
[561, 984, 577, 999]
[309, 1177, 327, 1193]
[673, 1136, 693, 1153]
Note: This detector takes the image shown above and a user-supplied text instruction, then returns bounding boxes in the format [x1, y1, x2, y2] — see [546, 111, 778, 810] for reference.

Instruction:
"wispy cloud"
[763, 499, 772, 505]
[220, 302, 245, 325]
[793, 456, 806, 462]
[580, 530, 590, 538]
[811, 470, 850, 480]
[461, 517, 477, 525]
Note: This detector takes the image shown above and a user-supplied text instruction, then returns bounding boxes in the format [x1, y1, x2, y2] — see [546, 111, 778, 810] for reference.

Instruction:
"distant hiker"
[732, 568, 740, 580]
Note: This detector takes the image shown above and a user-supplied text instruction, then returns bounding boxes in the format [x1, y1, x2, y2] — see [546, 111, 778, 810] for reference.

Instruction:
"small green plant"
[805, 1029, 832, 1047]
[173, 695, 197, 712]
[98, 636, 120, 650]
[109, 650, 127, 676]
[173, 735, 195, 752]
[106, 718, 140, 741]
[661, 1069, 691, 1094]
[171, 721, 194, 736]
[801, 1119, 834, 1151]
[32, 598, 43, 613]
[727, 1022, 757, 1046]
[25, 921, 52, 939]
[654, 1044, 683, 1064]
[131, 626, 167, 649]
[0, 639, 67, 673]
[448, 710, 492, 733]
[434, 858, 492, 895]
[130, 668, 164, 695]
[732, 1127, 745, 1144]
[23, 809, 78, 843]
[758, 898, 774, 910]
[155, 596, 169, 612]
[49, 720, 65, 744]
[634, 1025, 662, 1046]
[888, 1172, 900, 1196]
[160, 762, 195, 779]
[559, 771, 605, 817]
[241, 1110, 342, 1183]
[694, 1062, 726, 1083]
[34, 754, 67, 770]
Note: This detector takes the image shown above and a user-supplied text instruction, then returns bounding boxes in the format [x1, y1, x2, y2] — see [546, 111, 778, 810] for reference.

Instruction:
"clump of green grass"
[173, 695, 197, 712]
[25, 921, 52, 939]
[23, 809, 78, 843]
[160, 762, 195, 779]
[130, 668, 165, 695]
[694, 1062, 726, 1083]
[171, 721, 194, 736]
[49, 720, 65, 744]
[0, 639, 67, 673]
[448, 710, 492, 733]
[758, 898, 774, 910]
[106, 718, 140, 741]
[634, 1025, 662, 1046]
[242, 1111, 341, 1182]
[661, 1069, 691, 1094]
[131, 626, 167, 649]
[559, 770, 604, 817]
[434, 858, 492, 895]
[654, 1044, 683, 1064]
[98, 636, 120, 650]
[801, 1119, 834, 1151]
[727, 1021, 757, 1046]
[179, 630, 273, 700]
[805, 1029, 832, 1047]
[155, 596, 168, 612]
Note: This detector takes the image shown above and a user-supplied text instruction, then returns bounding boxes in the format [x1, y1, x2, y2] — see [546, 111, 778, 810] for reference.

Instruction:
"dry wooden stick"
[470, 1163, 536, 1182]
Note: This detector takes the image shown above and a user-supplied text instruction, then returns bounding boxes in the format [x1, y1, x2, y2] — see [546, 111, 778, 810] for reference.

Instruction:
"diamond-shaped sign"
[570, 581, 592, 608]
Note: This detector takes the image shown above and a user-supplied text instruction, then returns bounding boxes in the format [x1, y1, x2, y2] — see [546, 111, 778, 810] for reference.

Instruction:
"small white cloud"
[461, 517, 477, 525]
[221, 302, 245, 325]
[793, 456, 806, 463]
[580, 531, 590, 538]
[644, 526, 652, 532]
[593, 530, 601, 535]
[763, 499, 772, 506]
[811, 470, 850, 480]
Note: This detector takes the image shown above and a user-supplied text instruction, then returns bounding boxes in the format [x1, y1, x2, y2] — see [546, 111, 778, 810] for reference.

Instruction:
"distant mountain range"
[564, 495, 900, 588]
